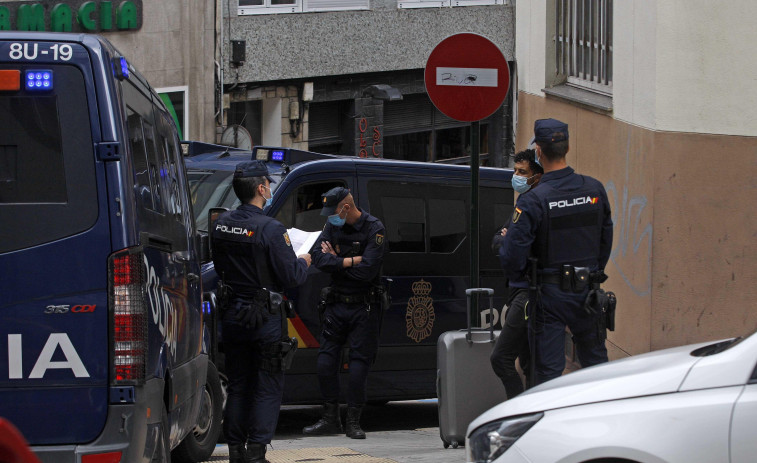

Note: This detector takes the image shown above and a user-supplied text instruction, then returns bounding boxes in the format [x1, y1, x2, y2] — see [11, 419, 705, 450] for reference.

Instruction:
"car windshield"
[187, 168, 282, 231]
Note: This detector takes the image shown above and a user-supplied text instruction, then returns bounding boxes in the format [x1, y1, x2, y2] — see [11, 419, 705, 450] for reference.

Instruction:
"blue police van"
[186, 145, 515, 404]
[0, 33, 222, 462]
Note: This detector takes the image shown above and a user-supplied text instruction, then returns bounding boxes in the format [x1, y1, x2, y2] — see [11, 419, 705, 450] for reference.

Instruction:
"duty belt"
[333, 293, 370, 304]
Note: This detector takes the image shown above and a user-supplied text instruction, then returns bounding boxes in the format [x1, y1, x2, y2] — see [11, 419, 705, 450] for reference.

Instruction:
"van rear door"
[0, 40, 110, 444]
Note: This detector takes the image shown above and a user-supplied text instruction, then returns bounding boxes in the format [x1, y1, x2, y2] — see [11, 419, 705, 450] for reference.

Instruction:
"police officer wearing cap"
[499, 119, 613, 386]
[212, 160, 311, 463]
[303, 187, 386, 439]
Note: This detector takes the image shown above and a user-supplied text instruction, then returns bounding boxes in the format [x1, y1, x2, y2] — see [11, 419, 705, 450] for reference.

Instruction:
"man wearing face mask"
[303, 187, 386, 439]
[212, 160, 312, 463]
[490, 149, 543, 398]
[499, 119, 613, 386]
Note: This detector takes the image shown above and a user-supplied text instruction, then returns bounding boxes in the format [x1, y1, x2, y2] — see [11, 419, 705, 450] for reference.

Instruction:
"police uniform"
[303, 187, 386, 439]
[491, 218, 531, 398]
[499, 119, 613, 385]
[211, 161, 309, 463]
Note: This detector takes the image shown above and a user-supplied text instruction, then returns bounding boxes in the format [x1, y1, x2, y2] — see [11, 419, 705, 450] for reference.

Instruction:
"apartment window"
[239, 0, 369, 15]
[398, 0, 504, 9]
[555, 0, 612, 94]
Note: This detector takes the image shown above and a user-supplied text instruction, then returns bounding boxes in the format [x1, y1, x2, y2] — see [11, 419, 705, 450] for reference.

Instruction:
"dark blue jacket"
[499, 166, 613, 281]
[211, 203, 309, 297]
[313, 208, 386, 295]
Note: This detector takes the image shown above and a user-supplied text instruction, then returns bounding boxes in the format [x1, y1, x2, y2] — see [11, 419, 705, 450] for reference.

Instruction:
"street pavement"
[202, 399, 467, 463]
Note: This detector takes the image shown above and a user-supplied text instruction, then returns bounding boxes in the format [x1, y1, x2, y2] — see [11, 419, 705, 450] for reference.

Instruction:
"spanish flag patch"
[283, 232, 292, 247]
[512, 207, 522, 223]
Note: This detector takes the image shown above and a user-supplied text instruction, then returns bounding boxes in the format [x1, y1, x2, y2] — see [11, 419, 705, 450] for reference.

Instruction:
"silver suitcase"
[437, 288, 507, 448]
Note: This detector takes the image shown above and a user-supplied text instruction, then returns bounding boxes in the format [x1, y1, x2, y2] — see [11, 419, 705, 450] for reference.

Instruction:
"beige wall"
[517, 93, 757, 358]
[104, 0, 216, 142]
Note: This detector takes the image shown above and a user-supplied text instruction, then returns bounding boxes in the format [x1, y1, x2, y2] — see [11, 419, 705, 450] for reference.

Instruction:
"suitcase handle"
[465, 288, 495, 343]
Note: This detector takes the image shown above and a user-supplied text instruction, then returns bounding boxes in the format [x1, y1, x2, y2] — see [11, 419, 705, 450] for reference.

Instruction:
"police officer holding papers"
[303, 187, 386, 439]
[499, 119, 613, 386]
[212, 160, 311, 463]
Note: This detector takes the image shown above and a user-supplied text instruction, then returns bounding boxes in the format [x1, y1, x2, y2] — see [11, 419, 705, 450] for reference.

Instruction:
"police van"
[0, 33, 222, 462]
[186, 145, 514, 404]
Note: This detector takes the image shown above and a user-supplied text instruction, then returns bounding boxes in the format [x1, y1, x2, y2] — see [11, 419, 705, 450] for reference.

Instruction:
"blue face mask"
[327, 206, 346, 227]
[511, 174, 531, 194]
[533, 148, 542, 166]
[263, 185, 273, 208]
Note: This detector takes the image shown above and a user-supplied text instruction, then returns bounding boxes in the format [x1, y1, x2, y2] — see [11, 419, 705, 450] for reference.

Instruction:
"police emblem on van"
[405, 279, 435, 343]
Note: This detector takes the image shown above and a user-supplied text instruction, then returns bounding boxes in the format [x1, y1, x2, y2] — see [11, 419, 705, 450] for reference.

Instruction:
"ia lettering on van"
[144, 255, 178, 359]
[7, 333, 89, 379]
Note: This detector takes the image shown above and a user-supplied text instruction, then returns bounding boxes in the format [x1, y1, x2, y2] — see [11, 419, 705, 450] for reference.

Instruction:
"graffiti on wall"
[358, 117, 382, 158]
[605, 134, 653, 297]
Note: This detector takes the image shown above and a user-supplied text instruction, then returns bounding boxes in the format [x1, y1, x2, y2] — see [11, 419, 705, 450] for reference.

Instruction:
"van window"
[122, 78, 183, 249]
[275, 180, 345, 231]
[370, 180, 466, 254]
[0, 65, 97, 253]
[380, 196, 425, 252]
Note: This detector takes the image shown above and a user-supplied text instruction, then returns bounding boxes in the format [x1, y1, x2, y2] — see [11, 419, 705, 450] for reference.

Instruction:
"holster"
[318, 287, 332, 323]
[280, 337, 298, 370]
[605, 291, 617, 331]
[216, 280, 234, 312]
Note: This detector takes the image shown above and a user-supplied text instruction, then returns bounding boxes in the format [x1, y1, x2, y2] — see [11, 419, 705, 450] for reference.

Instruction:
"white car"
[466, 330, 757, 463]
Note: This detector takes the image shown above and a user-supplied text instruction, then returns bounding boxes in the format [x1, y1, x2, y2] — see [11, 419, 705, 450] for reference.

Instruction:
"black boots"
[345, 406, 365, 439]
[246, 443, 268, 463]
[229, 443, 267, 463]
[229, 444, 247, 463]
[303, 402, 343, 435]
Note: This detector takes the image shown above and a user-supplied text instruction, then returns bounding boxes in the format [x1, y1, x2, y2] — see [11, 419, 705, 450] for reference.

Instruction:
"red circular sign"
[425, 33, 510, 122]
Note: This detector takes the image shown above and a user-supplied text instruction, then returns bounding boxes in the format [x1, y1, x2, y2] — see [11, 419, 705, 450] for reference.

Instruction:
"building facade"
[0, 0, 218, 142]
[220, 0, 515, 166]
[516, 0, 757, 358]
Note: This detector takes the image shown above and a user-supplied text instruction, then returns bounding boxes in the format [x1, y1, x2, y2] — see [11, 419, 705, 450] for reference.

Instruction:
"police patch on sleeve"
[283, 232, 292, 247]
[376, 234, 384, 245]
[512, 207, 522, 223]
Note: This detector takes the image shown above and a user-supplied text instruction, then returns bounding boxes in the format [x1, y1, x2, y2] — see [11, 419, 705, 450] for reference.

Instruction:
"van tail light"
[108, 248, 147, 384]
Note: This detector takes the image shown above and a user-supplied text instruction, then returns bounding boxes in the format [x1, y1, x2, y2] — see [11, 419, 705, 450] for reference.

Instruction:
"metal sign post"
[425, 33, 510, 327]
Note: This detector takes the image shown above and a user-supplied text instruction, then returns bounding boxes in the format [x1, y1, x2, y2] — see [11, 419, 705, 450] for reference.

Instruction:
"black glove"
[491, 234, 505, 253]
[236, 304, 265, 330]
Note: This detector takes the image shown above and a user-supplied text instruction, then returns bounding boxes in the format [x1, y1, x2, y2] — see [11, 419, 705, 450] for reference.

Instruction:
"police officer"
[212, 160, 311, 463]
[303, 187, 386, 439]
[499, 119, 613, 386]
[490, 149, 543, 398]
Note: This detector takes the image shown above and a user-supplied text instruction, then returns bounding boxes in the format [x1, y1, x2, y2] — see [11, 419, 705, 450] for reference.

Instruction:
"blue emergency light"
[113, 56, 129, 80]
[271, 150, 285, 162]
[25, 70, 52, 91]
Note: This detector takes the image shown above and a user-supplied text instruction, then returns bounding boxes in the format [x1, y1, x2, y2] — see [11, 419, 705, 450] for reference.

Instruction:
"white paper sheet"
[287, 228, 321, 255]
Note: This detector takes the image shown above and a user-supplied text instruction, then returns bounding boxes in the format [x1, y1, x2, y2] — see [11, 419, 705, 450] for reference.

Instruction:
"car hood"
[469, 339, 719, 432]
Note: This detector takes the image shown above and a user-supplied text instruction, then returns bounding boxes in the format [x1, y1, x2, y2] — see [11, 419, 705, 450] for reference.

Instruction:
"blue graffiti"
[606, 135, 653, 296]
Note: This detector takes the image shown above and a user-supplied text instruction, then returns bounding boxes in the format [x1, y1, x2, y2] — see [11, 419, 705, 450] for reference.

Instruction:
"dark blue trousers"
[530, 283, 608, 385]
[317, 301, 380, 407]
[490, 288, 531, 398]
[222, 309, 283, 446]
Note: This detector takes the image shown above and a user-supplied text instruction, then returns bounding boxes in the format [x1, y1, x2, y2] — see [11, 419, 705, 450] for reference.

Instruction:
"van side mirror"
[198, 232, 211, 264]
[207, 207, 229, 260]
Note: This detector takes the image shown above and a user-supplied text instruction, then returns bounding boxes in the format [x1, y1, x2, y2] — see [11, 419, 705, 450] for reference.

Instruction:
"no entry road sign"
[424, 33, 510, 122]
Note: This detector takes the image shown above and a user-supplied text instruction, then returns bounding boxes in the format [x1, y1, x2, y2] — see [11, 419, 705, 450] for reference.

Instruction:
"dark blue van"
[186, 145, 514, 404]
[0, 33, 221, 462]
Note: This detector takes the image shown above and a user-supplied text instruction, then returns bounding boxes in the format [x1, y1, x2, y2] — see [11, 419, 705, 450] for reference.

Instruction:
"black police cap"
[234, 160, 275, 183]
[531, 118, 569, 144]
[320, 187, 350, 216]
